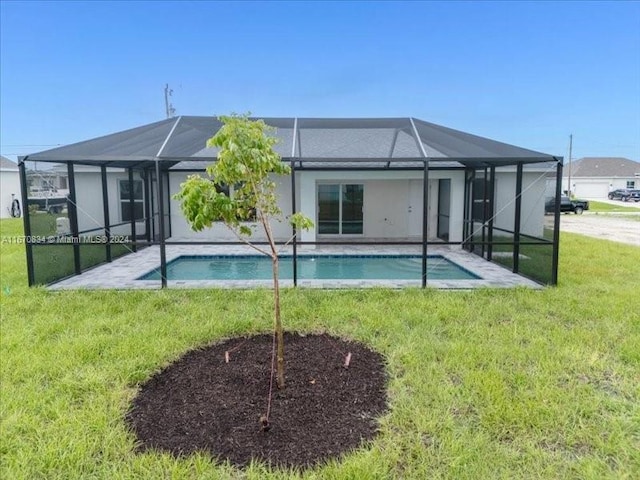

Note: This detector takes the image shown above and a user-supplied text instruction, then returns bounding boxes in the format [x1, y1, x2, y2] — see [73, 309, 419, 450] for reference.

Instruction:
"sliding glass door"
[318, 183, 364, 235]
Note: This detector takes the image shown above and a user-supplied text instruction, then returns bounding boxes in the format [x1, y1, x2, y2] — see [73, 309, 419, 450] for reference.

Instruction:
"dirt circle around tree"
[126, 332, 388, 469]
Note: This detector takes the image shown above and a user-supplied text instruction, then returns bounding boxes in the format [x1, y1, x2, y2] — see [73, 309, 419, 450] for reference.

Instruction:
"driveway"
[558, 213, 639, 246]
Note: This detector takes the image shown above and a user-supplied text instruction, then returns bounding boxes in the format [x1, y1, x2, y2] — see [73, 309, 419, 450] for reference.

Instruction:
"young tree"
[174, 114, 312, 390]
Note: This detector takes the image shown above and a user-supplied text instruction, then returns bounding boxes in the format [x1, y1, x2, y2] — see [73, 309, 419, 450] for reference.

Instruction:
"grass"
[22, 212, 136, 284]
[588, 200, 640, 213]
[1, 217, 639, 479]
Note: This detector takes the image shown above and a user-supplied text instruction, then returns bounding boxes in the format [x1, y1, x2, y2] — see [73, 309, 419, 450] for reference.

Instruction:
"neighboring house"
[29, 166, 69, 195]
[19, 116, 563, 287]
[0, 155, 22, 218]
[563, 157, 640, 198]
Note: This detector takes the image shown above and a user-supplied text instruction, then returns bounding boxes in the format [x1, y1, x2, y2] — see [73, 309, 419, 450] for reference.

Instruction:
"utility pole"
[164, 84, 176, 118]
[567, 134, 573, 198]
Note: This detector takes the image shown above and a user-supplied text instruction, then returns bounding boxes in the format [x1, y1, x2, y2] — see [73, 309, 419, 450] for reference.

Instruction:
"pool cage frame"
[19, 116, 564, 288]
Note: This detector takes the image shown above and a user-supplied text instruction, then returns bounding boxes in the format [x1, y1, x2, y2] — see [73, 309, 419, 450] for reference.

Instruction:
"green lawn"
[588, 200, 640, 213]
[1, 218, 639, 479]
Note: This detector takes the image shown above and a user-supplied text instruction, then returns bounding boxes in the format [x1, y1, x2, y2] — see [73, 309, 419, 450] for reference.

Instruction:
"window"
[626, 180, 635, 189]
[471, 178, 488, 221]
[317, 184, 364, 235]
[119, 179, 144, 221]
[215, 183, 230, 196]
[211, 181, 256, 222]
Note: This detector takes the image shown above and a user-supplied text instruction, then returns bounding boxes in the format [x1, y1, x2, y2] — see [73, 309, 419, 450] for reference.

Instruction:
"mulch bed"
[126, 332, 388, 469]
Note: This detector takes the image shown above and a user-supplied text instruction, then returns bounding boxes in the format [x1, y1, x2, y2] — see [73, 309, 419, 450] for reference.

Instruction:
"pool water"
[138, 255, 480, 281]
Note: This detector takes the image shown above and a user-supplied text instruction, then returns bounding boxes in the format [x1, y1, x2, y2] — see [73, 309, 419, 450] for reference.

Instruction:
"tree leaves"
[174, 114, 312, 241]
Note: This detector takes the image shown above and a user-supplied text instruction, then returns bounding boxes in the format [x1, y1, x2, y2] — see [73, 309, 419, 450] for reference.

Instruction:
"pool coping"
[48, 244, 542, 290]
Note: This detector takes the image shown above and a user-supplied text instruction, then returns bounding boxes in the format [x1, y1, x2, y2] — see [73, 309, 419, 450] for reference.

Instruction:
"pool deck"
[49, 244, 542, 290]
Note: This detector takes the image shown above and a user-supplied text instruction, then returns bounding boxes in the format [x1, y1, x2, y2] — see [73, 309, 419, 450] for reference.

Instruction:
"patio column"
[67, 162, 81, 275]
[291, 118, 299, 286]
[487, 166, 496, 261]
[422, 159, 429, 288]
[19, 159, 35, 286]
[481, 167, 488, 258]
[164, 171, 172, 238]
[149, 171, 157, 240]
[143, 169, 151, 243]
[101, 165, 112, 262]
[551, 159, 563, 285]
[291, 159, 297, 287]
[155, 160, 167, 288]
[409, 117, 429, 289]
[513, 162, 523, 273]
[463, 168, 474, 251]
[128, 168, 137, 253]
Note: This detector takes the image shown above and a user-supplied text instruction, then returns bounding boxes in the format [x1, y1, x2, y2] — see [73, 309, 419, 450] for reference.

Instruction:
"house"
[563, 157, 640, 198]
[19, 116, 563, 287]
[29, 168, 69, 195]
[0, 155, 22, 218]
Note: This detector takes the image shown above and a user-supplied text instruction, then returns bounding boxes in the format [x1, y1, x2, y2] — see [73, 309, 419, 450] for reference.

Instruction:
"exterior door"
[437, 179, 451, 241]
[407, 180, 423, 237]
[317, 183, 364, 235]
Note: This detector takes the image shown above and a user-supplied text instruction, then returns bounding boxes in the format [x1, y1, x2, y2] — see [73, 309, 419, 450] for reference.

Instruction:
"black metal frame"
[18, 137, 564, 289]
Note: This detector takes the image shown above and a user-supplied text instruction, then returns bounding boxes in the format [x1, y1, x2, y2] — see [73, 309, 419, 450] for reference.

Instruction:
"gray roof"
[1, 155, 19, 170]
[21, 116, 560, 169]
[564, 157, 640, 178]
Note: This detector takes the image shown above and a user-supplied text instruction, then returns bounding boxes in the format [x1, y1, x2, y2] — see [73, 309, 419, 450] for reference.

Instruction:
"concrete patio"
[49, 244, 541, 290]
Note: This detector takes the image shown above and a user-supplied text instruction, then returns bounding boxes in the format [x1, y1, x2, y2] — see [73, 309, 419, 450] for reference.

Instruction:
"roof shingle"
[564, 157, 640, 177]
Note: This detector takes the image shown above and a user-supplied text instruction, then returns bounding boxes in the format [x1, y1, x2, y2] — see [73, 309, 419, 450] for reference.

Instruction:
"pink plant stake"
[344, 352, 352, 368]
[225, 351, 230, 363]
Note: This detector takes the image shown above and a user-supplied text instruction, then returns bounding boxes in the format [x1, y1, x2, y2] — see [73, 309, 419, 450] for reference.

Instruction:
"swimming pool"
[137, 255, 481, 281]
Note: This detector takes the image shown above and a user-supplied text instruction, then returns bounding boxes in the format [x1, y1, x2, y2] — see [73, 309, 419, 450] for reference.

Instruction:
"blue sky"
[1, 0, 639, 162]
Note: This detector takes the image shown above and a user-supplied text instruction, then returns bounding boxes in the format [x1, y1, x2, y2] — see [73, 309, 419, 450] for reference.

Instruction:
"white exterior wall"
[74, 171, 104, 233]
[563, 177, 639, 198]
[168, 169, 466, 243]
[67, 167, 546, 242]
[494, 171, 546, 237]
[168, 172, 293, 241]
[297, 170, 466, 242]
[0, 168, 22, 219]
[74, 169, 146, 236]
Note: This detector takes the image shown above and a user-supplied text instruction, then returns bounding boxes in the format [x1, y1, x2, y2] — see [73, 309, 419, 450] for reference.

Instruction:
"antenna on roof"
[164, 84, 176, 118]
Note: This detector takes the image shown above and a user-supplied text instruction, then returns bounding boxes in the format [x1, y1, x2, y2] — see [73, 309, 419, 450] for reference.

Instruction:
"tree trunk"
[272, 255, 285, 389]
